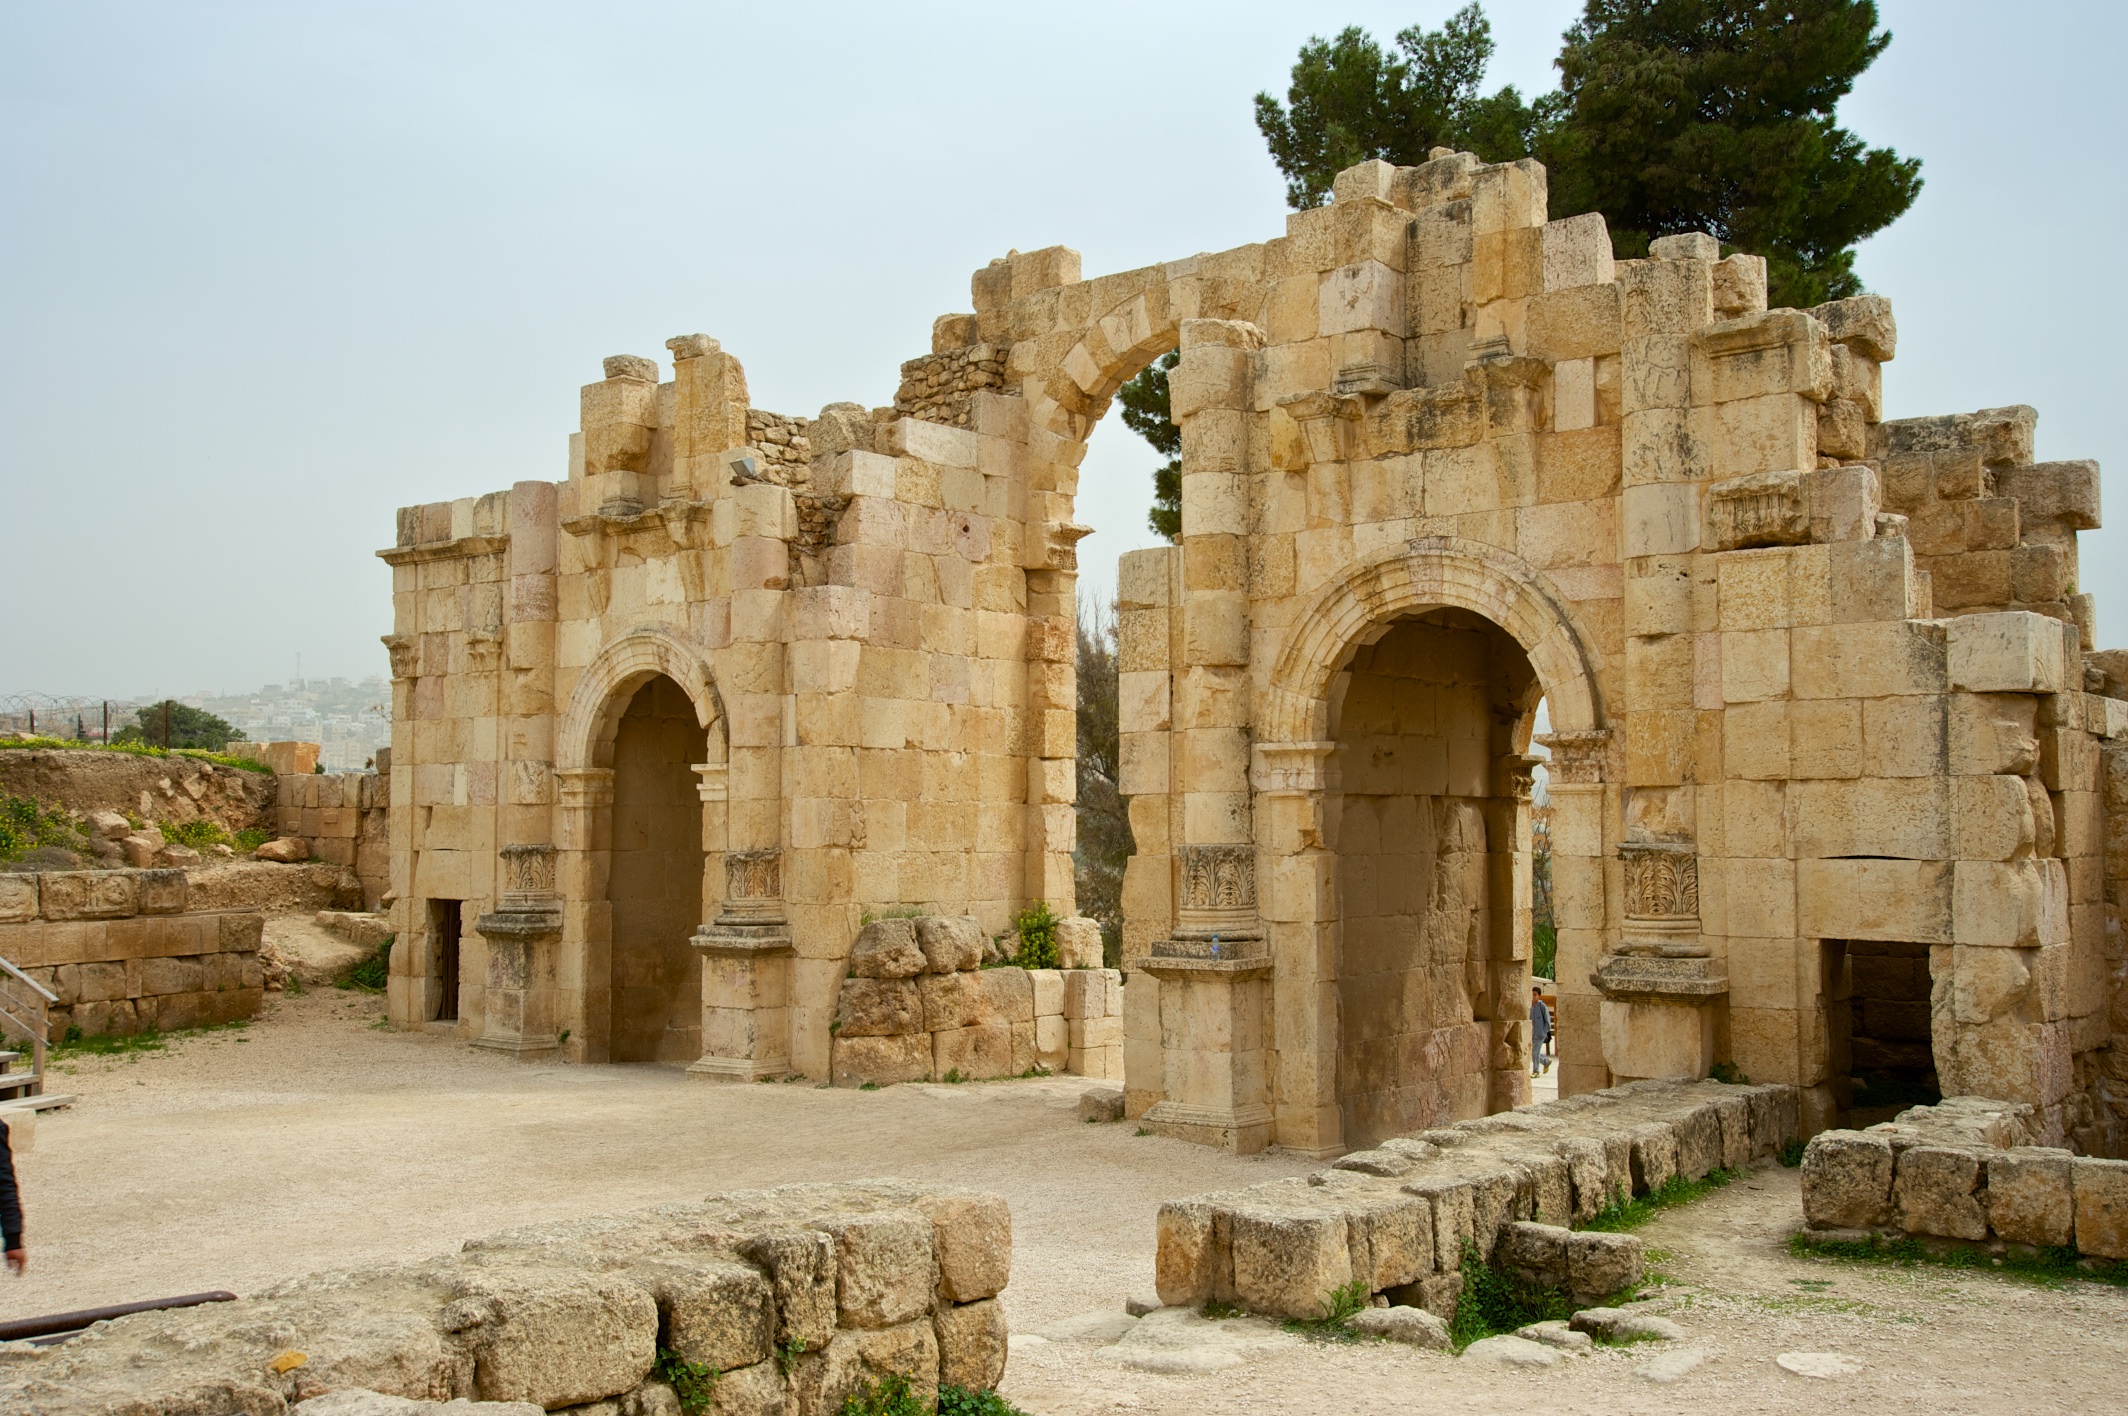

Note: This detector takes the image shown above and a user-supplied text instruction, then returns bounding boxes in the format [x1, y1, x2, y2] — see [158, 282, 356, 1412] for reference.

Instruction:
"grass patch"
[335, 936, 394, 992]
[0, 737, 273, 774]
[1201, 1298, 1244, 1320]
[1777, 1138, 1806, 1167]
[1449, 1243, 1575, 1350]
[1581, 1167, 1739, 1232]
[1282, 1278, 1373, 1343]
[50, 1018, 249, 1059]
[1789, 1230, 2128, 1289]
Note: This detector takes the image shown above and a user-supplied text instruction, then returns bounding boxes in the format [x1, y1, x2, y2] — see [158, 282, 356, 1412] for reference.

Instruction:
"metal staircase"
[0, 954, 65, 1112]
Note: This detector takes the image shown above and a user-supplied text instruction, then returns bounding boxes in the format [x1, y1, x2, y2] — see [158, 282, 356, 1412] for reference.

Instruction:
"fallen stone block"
[915, 1192, 1011, 1303]
[1078, 1086, 1124, 1123]
[1344, 1305, 1448, 1348]
[2072, 1157, 2128, 1259]
[848, 919, 926, 978]
[1460, 1334, 1559, 1368]
[1515, 1320, 1592, 1352]
[915, 916, 984, 973]
[255, 836, 311, 863]
[1565, 1230, 1641, 1302]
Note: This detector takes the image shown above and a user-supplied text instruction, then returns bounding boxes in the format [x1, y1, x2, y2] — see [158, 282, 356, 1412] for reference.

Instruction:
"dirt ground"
[13, 954, 2128, 1414]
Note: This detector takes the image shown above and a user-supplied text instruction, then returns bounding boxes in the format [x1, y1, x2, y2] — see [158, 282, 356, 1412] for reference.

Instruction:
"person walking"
[1530, 984, 1553, 1077]
[0, 1114, 23, 1273]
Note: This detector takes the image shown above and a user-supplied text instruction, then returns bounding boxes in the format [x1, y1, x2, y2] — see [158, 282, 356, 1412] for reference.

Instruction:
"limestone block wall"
[1801, 1096, 2128, 1258]
[1, 1180, 1013, 1415]
[0, 869, 264, 1037]
[278, 760, 390, 908]
[829, 917, 1122, 1085]
[1155, 1078, 1797, 1320]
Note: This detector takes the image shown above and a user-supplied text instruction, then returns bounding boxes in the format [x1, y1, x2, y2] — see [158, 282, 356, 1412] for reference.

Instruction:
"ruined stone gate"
[384, 149, 2126, 1160]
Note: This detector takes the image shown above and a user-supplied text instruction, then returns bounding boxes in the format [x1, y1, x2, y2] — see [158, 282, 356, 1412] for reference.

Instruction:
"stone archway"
[553, 627, 728, 1061]
[1251, 537, 1610, 1152]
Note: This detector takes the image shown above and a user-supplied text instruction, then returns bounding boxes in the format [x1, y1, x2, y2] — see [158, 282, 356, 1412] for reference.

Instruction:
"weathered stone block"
[915, 1192, 1011, 1303]
[836, 978, 921, 1038]
[1983, 1148, 2073, 1246]
[934, 1298, 1007, 1392]
[1893, 1146, 1987, 1240]
[454, 1268, 657, 1410]
[2073, 1157, 2128, 1259]
[849, 920, 925, 978]
[737, 1228, 839, 1349]
[915, 916, 984, 973]
[1229, 1205, 1352, 1319]
[654, 1261, 774, 1373]
[1802, 1131, 1895, 1230]
[820, 1209, 938, 1329]
[830, 1034, 932, 1088]
[0, 876, 35, 924]
[1565, 1230, 1641, 1302]
[39, 871, 137, 921]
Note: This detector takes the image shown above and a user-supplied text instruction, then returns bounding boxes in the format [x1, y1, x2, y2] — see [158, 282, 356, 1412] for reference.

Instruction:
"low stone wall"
[1801, 1096, 2128, 1257]
[0, 868, 263, 1036]
[278, 761, 389, 908]
[2, 1180, 1011, 1416]
[1155, 1079, 1799, 1320]
[829, 917, 1123, 1086]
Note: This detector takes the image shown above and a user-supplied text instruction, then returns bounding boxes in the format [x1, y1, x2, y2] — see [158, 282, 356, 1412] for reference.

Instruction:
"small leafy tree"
[1117, 351, 1181, 540]
[113, 700, 238, 750]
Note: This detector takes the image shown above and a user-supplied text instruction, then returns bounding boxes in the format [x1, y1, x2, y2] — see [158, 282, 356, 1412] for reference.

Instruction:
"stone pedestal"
[1140, 948, 1273, 1154]
[472, 844, 564, 1058]
[1591, 841, 1725, 1083]
[688, 849, 792, 1081]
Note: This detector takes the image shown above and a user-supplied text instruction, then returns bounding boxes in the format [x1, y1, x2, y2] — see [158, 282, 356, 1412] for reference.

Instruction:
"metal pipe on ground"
[0, 1291, 237, 1346]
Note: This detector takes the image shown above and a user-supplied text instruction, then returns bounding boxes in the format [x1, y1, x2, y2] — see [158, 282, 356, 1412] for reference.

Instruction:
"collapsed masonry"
[381, 147, 2125, 1159]
[0, 1180, 1011, 1416]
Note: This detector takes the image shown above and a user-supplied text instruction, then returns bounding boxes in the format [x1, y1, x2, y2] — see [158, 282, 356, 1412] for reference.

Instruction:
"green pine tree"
[1117, 351, 1182, 541]
[112, 700, 238, 750]
[1252, 1, 1921, 308]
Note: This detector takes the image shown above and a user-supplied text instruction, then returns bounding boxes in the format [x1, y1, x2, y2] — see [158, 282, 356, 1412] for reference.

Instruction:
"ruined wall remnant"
[0, 1180, 1012, 1415]
[0, 869, 263, 1036]
[381, 150, 2125, 1159]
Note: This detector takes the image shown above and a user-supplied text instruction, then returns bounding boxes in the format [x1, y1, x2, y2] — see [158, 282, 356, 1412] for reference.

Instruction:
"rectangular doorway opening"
[429, 899, 462, 1023]
[1844, 940, 1939, 1126]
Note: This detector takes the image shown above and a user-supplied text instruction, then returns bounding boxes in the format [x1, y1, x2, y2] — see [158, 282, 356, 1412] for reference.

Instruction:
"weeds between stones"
[1283, 1278, 1373, 1342]
[49, 1018, 250, 1061]
[1777, 1138, 1806, 1167]
[1580, 1167, 1739, 1232]
[840, 1375, 1029, 1416]
[1789, 1231, 2128, 1289]
[650, 1348, 718, 1414]
[1448, 1243, 1576, 1349]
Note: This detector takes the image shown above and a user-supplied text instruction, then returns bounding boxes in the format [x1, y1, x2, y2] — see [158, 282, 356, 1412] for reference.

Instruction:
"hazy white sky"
[2, 2, 2122, 696]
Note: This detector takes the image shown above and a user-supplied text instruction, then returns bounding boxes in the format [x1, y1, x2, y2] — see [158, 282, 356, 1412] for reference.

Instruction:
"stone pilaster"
[690, 848, 793, 1081]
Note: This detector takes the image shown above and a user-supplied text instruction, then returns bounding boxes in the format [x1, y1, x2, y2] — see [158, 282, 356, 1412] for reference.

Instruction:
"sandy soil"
[13, 973, 2127, 1414]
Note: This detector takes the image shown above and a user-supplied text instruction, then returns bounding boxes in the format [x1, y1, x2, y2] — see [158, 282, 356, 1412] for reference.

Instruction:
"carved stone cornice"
[1251, 742, 1337, 796]
[556, 768, 615, 811]
[692, 763, 729, 803]
[377, 534, 511, 567]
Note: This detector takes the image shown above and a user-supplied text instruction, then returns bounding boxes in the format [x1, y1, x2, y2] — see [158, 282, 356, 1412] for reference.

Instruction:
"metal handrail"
[0, 1292, 238, 1344]
[0, 958, 55, 1005]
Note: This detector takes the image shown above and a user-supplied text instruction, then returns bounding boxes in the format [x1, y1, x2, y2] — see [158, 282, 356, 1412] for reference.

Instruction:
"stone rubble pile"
[830, 916, 1121, 1086]
[1801, 1095, 2128, 1255]
[1155, 1079, 1798, 1321]
[0, 1180, 1011, 1416]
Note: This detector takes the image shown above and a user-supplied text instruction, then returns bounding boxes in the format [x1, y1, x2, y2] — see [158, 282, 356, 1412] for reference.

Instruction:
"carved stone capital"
[382, 634, 418, 681]
[1535, 729, 1612, 786]
[717, 848, 786, 928]
[1619, 841, 1700, 922]
[1167, 843, 1261, 947]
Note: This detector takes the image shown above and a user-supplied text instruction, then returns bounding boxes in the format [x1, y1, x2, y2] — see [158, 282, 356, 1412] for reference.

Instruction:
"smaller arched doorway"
[1326, 608, 1542, 1144]
[606, 674, 706, 1062]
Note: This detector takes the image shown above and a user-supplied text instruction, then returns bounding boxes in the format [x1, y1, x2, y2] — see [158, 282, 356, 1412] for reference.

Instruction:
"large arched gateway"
[382, 150, 2126, 1159]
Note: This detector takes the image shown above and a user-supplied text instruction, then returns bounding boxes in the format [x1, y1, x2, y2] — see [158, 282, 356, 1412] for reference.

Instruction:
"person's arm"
[0, 1120, 23, 1271]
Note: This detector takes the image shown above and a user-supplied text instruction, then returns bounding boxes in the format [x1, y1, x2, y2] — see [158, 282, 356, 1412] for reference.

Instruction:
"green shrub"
[1709, 1060, 1750, 1085]
[0, 795, 89, 862]
[234, 827, 272, 851]
[1282, 1277, 1373, 1342]
[1012, 901, 1059, 970]
[159, 818, 235, 851]
[1777, 1138, 1807, 1168]
[1531, 919, 1557, 981]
